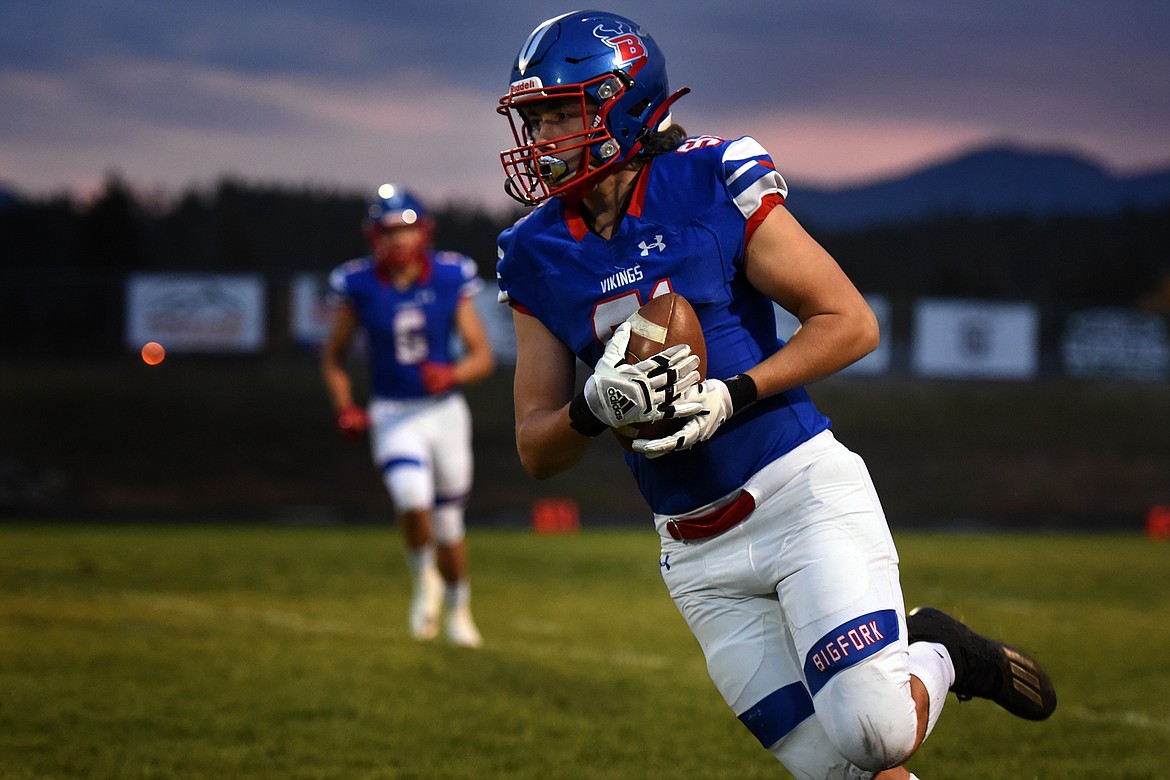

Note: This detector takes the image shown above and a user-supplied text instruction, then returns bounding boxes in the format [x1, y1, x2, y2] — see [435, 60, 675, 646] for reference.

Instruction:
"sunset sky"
[2, 1, 1167, 210]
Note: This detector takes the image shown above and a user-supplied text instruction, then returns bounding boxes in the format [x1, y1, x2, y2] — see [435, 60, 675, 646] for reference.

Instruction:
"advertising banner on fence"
[290, 273, 333, 348]
[125, 273, 267, 352]
[912, 299, 1038, 379]
[1061, 307, 1170, 380]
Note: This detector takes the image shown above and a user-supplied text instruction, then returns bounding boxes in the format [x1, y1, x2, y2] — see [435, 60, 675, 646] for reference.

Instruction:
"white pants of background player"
[368, 393, 472, 543]
[657, 430, 940, 779]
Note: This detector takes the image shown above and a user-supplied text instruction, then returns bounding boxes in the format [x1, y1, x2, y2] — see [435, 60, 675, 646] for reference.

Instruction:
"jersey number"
[394, 307, 428, 364]
[591, 278, 673, 342]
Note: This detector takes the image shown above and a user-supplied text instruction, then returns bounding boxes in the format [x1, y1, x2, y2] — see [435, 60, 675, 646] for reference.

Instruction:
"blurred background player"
[322, 183, 495, 648]
[495, 10, 1055, 777]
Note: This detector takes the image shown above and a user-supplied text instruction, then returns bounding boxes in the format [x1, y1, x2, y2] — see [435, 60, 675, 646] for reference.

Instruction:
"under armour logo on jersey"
[659, 554, 671, 571]
[638, 235, 666, 256]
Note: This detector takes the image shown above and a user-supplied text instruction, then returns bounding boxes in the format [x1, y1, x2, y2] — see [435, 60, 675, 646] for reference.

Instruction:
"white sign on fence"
[125, 274, 266, 352]
[289, 274, 334, 348]
[1061, 307, 1170, 380]
[912, 299, 1038, 379]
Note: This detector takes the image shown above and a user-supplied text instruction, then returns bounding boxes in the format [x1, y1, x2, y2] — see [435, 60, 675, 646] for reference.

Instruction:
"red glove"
[336, 404, 370, 439]
[419, 361, 458, 395]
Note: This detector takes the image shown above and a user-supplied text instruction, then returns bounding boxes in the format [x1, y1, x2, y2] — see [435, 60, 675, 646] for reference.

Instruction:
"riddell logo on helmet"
[509, 77, 543, 95]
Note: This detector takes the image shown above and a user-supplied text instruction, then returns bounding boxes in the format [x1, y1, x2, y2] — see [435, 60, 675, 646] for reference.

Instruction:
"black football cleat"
[907, 606, 1057, 721]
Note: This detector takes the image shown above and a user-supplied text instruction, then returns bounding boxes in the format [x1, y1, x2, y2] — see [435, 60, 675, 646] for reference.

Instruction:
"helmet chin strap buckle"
[597, 75, 624, 100]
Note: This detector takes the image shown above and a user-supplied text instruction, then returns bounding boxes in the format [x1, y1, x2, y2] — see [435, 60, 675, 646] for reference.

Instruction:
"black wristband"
[724, 374, 758, 415]
[568, 391, 608, 437]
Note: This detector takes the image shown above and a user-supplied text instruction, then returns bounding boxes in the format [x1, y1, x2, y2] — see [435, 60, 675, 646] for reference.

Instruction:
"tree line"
[1, 175, 1167, 357]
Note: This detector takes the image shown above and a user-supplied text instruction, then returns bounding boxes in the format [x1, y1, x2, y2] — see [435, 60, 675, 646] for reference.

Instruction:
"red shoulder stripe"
[745, 192, 784, 246]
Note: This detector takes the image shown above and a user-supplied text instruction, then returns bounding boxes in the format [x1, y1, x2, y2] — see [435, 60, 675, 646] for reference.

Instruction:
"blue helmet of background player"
[363, 183, 434, 273]
[497, 9, 689, 205]
[364, 183, 430, 233]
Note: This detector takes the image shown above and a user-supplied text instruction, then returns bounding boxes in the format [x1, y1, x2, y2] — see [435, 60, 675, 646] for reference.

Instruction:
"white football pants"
[656, 430, 918, 778]
[368, 393, 473, 544]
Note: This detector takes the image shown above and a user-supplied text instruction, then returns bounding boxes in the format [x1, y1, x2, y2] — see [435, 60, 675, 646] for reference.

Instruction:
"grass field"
[2, 525, 1167, 779]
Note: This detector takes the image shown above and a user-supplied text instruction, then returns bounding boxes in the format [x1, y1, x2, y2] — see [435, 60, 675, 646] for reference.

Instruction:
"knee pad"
[769, 716, 874, 780]
[431, 503, 465, 546]
[814, 654, 918, 771]
[383, 459, 432, 513]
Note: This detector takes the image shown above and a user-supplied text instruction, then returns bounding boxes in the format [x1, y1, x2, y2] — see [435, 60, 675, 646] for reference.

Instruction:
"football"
[616, 292, 707, 444]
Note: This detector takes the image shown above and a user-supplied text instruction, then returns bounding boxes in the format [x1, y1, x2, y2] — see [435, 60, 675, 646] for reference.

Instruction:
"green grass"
[1, 525, 1167, 779]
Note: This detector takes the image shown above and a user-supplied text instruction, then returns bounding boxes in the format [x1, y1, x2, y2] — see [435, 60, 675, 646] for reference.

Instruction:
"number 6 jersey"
[497, 135, 831, 515]
[328, 251, 483, 400]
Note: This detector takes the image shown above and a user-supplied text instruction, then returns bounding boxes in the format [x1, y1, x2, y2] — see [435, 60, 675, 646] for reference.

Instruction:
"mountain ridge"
[785, 144, 1170, 230]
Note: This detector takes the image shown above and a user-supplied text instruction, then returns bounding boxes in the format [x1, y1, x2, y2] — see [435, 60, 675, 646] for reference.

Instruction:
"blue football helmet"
[363, 183, 429, 233]
[498, 10, 688, 205]
[363, 184, 433, 272]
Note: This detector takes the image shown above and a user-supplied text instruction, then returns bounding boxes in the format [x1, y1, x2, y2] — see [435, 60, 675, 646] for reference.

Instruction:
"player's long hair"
[638, 124, 688, 158]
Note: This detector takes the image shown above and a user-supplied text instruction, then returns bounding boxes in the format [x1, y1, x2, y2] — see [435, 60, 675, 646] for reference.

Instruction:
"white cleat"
[445, 606, 483, 649]
[408, 565, 444, 641]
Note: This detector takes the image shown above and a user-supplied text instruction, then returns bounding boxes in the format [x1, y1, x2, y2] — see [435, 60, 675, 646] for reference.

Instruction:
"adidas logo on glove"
[606, 386, 636, 421]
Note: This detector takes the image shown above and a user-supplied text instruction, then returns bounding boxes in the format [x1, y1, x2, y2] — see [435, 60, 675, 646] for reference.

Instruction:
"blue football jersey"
[329, 251, 483, 400]
[497, 135, 832, 515]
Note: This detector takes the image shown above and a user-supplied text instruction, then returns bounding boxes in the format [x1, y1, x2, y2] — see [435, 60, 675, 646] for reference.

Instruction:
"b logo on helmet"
[594, 24, 647, 72]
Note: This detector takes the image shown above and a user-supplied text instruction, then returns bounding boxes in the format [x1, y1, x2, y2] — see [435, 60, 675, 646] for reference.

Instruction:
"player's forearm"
[515, 406, 593, 479]
[321, 306, 361, 410]
[454, 346, 496, 386]
[748, 310, 878, 399]
[321, 362, 357, 412]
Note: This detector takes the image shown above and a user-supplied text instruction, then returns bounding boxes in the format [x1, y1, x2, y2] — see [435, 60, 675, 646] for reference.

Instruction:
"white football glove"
[633, 378, 735, 458]
[582, 321, 702, 429]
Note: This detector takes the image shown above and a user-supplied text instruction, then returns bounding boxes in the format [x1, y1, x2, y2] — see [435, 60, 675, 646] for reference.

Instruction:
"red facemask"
[368, 222, 433, 277]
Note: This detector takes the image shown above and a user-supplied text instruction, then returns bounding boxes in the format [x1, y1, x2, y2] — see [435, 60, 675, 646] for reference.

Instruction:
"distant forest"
[2, 175, 1168, 357]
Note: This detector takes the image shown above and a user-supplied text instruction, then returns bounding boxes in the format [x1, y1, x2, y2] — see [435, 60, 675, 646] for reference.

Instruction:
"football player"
[496, 10, 1056, 777]
[322, 184, 495, 648]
